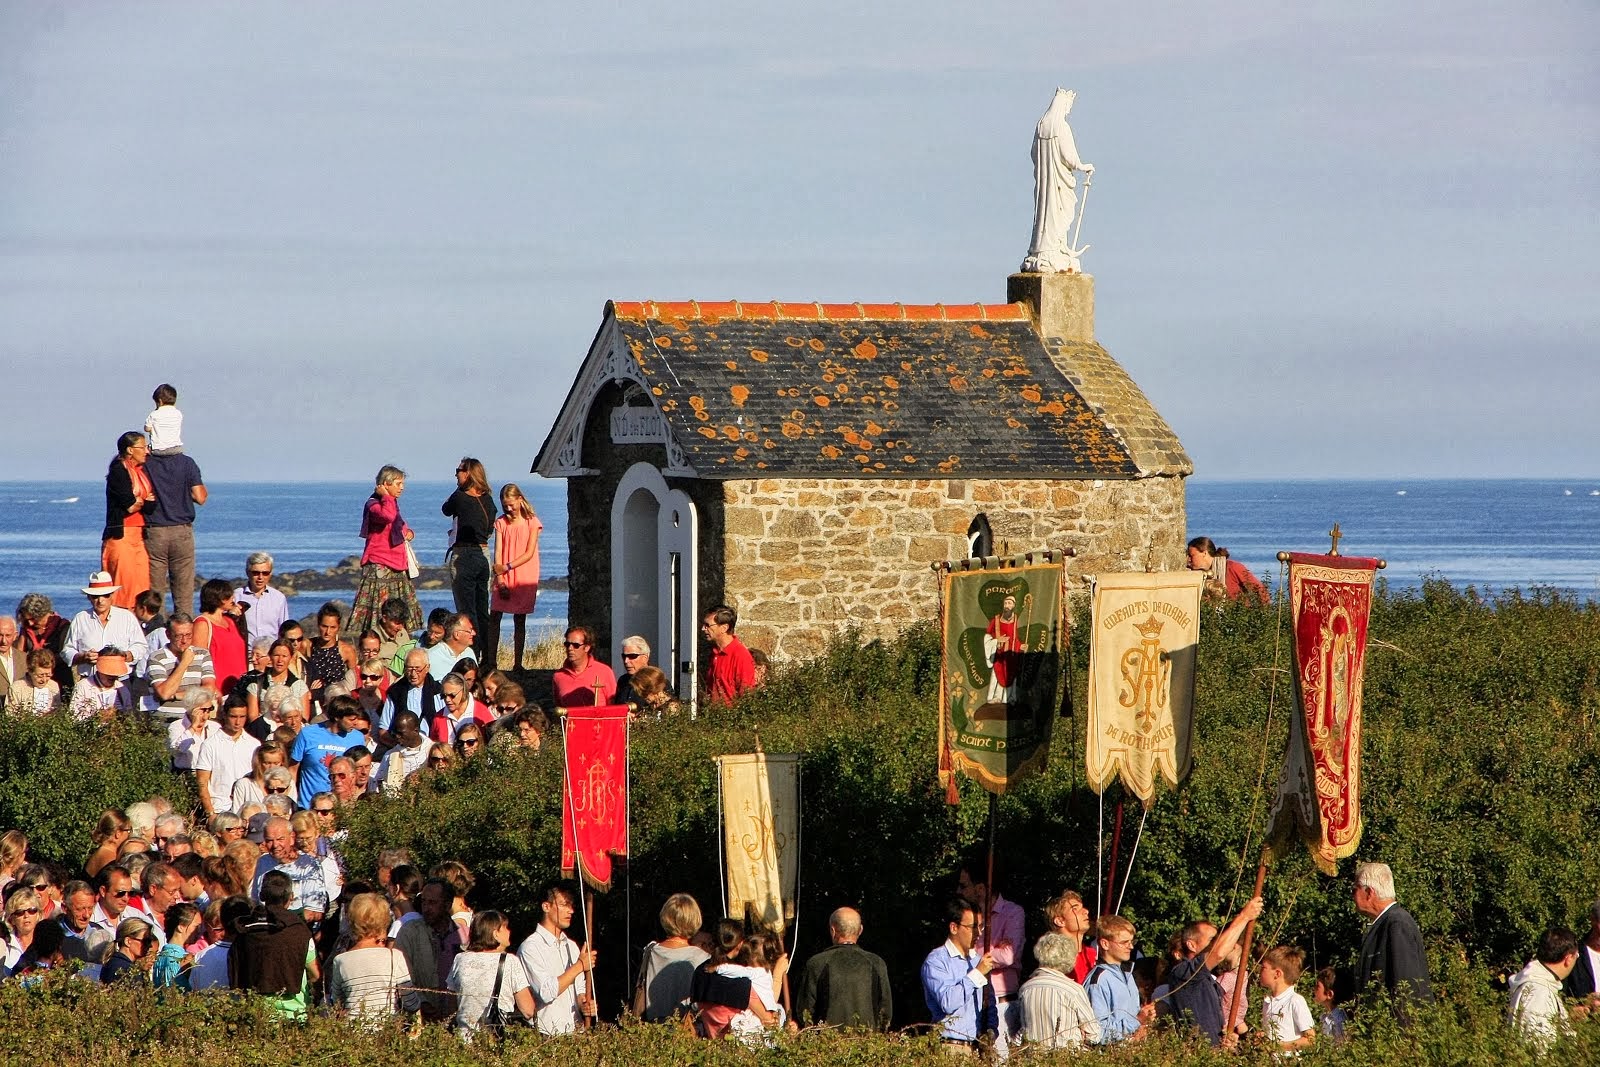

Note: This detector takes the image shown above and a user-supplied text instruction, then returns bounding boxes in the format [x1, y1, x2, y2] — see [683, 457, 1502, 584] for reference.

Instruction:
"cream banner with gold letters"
[714, 753, 799, 935]
[1085, 572, 1205, 804]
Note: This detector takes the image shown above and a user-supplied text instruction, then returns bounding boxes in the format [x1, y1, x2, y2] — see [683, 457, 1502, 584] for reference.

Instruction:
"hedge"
[6, 580, 1600, 1048]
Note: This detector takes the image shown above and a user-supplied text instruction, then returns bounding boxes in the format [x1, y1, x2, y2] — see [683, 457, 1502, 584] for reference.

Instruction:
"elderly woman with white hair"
[1018, 933, 1102, 1050]
[167, 686, 221, 772]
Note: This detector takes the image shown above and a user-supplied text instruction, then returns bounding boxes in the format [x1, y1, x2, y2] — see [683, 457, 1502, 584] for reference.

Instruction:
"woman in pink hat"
[102, 432, 156, 610]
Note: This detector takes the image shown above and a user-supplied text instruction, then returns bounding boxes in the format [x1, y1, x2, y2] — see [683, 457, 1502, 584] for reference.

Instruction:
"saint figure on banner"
[984, 594, 1021, 706]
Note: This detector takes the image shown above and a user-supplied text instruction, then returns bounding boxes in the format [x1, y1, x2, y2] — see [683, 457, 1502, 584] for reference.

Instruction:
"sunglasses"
[9, 907, 39, 917]
[195, 705, 217, 713]
[266, 786, 289, 794]
[442, 692, 465, 702]
[312, 807, 335, 815]
[496, 704, 519, 713]
[428, 757, 450, 766]
[361, 673, 383, 681]
[108, 890, 132, 898]
[247, 569, 272, 577]
[622, 652, 645, 661]
[460, 738, 480, 747]
[564, 641, 587, 649]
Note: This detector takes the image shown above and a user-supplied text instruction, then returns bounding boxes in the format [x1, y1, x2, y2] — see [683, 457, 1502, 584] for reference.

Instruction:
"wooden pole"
[1102, 797, 1125, 915]
[582, 884, 598, 1028]
[1226, 860, 1268, 1036]
[984, 792, 998, 953]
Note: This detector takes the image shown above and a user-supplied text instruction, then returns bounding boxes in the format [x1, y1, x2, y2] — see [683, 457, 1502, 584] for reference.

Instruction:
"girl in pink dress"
[489, 484, 542, 671]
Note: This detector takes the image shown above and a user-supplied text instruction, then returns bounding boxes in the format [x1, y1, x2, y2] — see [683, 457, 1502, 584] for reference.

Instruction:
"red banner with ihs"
[560, 704, 629, 891]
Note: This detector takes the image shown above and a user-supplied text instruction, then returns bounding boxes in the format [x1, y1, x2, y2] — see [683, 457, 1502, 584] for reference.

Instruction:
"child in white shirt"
[146, 382, 184, 455]
[716, 928, 784, 1044]
[1259, 945, 1317, 1055]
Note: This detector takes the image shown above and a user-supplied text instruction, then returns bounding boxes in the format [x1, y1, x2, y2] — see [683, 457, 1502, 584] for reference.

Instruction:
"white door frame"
[610, 462, 699, 706]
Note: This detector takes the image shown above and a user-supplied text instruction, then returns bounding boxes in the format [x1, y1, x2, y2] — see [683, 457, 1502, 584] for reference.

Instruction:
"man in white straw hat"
[63, 572, 148, 681]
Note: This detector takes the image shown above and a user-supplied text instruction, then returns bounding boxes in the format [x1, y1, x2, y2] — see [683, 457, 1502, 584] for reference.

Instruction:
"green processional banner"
[938, 561, 1065, 795]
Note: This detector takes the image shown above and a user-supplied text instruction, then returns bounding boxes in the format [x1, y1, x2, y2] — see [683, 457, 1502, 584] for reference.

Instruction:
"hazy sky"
[3, 1, 1596, 482]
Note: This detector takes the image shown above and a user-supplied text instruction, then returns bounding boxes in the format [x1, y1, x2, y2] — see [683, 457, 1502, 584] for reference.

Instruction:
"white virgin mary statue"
[1021, 88, 1094, 273]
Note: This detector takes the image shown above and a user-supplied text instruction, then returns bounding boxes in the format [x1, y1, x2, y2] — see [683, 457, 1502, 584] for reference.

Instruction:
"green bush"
[336, 585, 1600, 1025]
[2, 963, 1599, 1066]
[0, 713, 190, 865]
[7, 583, 1600, 1044]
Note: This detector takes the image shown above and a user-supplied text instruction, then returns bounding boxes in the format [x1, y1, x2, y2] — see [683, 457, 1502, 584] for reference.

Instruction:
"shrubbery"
[7, 580, 1600, 1062]
[0, 711, 190, 865]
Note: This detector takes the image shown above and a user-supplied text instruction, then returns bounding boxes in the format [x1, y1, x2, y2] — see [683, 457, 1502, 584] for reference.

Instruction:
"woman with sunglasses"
[354, 657, 388, 723]
[167, 686, 221, 773]
[230, 741, 289, 812]
[84, 810, 131, 880]
[423, 743, 457, 776]
[452, 723, 486, 762]
[3, 886, 44, 974]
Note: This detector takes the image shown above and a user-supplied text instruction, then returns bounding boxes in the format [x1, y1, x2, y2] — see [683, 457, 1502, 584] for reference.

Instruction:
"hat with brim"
[246, 812, 271, 844]
[82, 571, 121, 597]
[95, 651, 131, 679]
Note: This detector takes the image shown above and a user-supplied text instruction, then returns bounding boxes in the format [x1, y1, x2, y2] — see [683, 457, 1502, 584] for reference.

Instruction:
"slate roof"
[538, 299, 1189, 480]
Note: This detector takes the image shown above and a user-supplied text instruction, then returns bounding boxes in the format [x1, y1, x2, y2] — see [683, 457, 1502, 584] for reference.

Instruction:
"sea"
[2, 479, 1599, 633]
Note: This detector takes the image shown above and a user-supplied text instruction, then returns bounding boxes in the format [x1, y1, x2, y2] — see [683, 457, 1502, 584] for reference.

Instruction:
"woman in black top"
[442, 458, 495, 663]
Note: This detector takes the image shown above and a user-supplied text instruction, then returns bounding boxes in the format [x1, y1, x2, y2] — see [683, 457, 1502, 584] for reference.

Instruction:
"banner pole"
[1103, 795, 1125, 915]
[582, 886, 598, 1029]
[984, 791, 998, 953]
[1227, 859, 1268, 1036]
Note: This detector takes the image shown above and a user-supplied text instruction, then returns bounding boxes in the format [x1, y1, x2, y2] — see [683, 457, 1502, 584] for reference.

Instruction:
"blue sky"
[3, 1, 1596, 481]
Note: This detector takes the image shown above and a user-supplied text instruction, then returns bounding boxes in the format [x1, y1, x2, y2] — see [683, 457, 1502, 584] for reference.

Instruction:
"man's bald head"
[829, 907, 862, 943]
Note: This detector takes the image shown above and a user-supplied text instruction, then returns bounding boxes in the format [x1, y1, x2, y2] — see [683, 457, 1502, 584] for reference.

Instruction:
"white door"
[611, 463, 699, 706]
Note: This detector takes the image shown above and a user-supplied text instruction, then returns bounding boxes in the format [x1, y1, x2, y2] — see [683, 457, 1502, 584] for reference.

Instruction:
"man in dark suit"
[1353, 861, 1433, 1021]
[1562, 900, 1600, 1001]
[797, 907, 893, 1030]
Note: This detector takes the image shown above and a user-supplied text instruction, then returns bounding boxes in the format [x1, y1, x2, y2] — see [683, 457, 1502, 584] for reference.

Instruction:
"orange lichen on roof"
[729, 385, 750, 407]
[610, 300, 1029, 323]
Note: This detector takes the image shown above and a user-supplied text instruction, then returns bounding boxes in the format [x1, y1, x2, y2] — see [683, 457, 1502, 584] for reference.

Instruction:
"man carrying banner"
[957, 855, 1025, 1058]
[517, 881, 597, 1034]
[1164, 896, 1264, 1048]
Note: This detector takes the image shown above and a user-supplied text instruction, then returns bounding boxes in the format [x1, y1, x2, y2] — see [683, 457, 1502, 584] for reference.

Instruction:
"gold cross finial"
[1328, 523, 1343, 556]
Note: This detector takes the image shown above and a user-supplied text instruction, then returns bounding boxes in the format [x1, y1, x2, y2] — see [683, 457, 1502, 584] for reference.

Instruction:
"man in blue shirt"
[1166, 895, 1263, 1048]
[921, 897, 995, 1052]
[288, 695, 358, 809]
[1086, 914, 1152, 1044]
[143, 451, 206, 616]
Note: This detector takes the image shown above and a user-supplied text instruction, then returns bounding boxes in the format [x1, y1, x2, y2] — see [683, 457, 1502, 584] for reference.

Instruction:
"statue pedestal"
[1008, 272, 1094, 344]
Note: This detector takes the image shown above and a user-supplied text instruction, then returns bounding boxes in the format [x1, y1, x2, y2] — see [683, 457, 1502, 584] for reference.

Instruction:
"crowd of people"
[0, 414, 1587, 1050]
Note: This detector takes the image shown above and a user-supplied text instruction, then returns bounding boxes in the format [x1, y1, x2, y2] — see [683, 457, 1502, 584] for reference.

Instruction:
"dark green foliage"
[6, 582, 1600, 1062]
[334, 585, 1600, 1027]
[0, 713, 190, 865]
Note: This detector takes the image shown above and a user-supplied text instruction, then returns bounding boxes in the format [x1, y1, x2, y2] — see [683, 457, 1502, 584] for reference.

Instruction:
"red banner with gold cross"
[1264, 554, 1379, 875]
[560, 704, 629, 892]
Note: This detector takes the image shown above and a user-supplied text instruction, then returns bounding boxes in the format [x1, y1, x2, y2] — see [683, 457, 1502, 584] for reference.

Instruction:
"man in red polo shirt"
[552, 626, 617, 708]
[702, 604, 755, 706]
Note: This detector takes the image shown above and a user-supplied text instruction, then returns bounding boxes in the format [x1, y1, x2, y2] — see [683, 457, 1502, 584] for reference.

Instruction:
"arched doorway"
[610, 463, 700, 706]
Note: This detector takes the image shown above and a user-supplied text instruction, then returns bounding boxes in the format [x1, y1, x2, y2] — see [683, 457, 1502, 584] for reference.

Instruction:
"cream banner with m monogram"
[714, 753, 799, 935]
[1085, 572, 1205, 805]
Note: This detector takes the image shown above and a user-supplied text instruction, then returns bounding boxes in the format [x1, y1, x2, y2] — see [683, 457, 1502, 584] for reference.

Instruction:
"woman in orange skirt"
[102, 431, 156, 610]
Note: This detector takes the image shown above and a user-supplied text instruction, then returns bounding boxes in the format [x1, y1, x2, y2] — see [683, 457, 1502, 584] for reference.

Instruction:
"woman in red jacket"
[1186, 537, 1269, 606]
[351, 465, 423, 638]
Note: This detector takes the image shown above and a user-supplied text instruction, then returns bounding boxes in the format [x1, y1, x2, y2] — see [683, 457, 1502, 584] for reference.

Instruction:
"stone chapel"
[532, 271, 1190, 704]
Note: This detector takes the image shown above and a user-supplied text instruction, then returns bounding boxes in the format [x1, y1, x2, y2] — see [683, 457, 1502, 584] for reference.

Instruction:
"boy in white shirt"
[145, 383, 184, 455]
[1259, 945, 1316, 1055]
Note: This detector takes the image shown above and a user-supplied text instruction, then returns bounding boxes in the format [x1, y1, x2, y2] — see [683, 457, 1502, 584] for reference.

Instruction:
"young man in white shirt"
[516, 881, 596, 1034]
